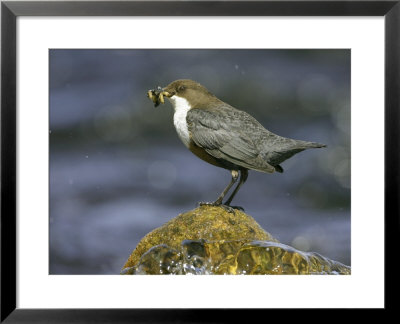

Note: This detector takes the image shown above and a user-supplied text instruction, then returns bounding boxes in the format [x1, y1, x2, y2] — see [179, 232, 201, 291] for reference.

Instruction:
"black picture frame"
[1, 0, 398, 321]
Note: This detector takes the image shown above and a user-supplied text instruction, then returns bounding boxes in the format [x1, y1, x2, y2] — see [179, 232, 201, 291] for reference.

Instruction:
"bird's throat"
[170, 95, 192, 148]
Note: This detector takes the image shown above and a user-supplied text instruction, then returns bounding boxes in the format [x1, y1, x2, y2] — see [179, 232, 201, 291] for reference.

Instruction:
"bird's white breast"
[169, 95, 191, 148]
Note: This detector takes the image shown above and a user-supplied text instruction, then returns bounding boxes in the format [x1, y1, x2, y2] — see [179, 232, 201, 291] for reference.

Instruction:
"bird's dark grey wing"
[186, 107, 275, 173]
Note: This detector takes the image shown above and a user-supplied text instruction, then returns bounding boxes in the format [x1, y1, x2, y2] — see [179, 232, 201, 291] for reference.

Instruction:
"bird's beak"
[147, 86, 174, 107]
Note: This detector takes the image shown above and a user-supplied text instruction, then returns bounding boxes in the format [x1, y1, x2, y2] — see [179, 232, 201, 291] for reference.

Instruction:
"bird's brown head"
[147, 79, 219, 108]
[163, 79, 211, 97]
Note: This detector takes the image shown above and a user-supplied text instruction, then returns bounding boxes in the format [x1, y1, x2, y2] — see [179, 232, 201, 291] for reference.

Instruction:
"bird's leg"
[224, 169, 249, 210]
[213, 170, 239, 205]
[199, 170, 239, 213]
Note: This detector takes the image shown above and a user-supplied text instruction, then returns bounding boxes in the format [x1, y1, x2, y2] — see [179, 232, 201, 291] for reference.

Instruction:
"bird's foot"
[198, 202, 236, 214]
[228, 205, 245, 212]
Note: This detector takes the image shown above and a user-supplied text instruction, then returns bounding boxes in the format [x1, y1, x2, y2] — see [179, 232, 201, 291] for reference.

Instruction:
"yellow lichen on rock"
[121, 205, 351, 275]
[122, 205, 277, 270]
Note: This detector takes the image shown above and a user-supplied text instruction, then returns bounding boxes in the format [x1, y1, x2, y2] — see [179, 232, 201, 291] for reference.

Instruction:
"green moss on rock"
[122, 205, 277, 270]
[121, 205, 351, 275]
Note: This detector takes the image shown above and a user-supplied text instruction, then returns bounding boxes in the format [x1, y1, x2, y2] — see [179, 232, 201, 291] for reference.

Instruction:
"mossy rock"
[122, 205, 277, 270]
[121, 205, 350, 275]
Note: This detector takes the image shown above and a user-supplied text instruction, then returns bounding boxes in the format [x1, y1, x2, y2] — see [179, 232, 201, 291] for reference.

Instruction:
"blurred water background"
[49, 49, 350, 274]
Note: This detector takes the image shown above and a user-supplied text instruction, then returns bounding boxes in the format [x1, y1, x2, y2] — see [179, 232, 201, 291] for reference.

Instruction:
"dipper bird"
[147, 79, 326, 212]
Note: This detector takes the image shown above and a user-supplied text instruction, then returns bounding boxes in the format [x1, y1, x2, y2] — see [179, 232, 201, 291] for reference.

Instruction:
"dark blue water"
[49, 50, 350, 274]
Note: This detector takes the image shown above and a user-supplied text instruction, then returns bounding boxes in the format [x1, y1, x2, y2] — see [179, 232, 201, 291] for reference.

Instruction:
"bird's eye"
[178, 85, 185, 92]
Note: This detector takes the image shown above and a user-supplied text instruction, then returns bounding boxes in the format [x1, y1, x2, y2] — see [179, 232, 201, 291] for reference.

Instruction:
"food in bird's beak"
[147, 89, 161, 107]
[147, 86, 172, 107]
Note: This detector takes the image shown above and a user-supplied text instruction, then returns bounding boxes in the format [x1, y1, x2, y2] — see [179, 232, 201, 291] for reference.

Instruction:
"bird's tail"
[302, 141, 326, 149]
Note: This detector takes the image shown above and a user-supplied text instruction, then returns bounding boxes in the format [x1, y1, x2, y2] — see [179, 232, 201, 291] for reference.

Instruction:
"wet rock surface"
[121, 206, 350, 275]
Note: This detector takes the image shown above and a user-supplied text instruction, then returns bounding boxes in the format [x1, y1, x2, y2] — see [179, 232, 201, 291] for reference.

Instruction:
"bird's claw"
[228, 205, 245, 212]
[198, 202, 237, 214]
